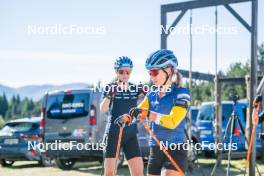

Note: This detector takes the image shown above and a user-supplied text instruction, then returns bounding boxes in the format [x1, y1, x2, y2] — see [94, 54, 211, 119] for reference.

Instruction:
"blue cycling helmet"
[145, 49, 178, 70]
[114, 56, 133, 70]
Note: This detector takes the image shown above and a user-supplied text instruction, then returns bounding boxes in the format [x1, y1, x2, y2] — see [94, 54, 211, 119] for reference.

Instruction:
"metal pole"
[246, 75, 251, 150]
[188, 9, 193, 159]
[161, 10, 167, 49]
[249, 0, 258, 175]
[259, 77, 264, 162]
[214, 6, 222, 167]
[189, 9, 193, 90]
[215, 6, 218, 76]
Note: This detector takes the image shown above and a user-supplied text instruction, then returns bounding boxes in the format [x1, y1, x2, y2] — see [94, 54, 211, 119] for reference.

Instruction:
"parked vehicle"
[184, 106, 201, 167]
[186, 106, 200, 143]
[196, 101, 262, 158]
[41, 88, 151, 170]
[190, 106, 199, 123]
[0, 117, 53, 167]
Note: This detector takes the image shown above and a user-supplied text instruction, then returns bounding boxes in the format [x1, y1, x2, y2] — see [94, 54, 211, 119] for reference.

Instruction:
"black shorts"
[104, 128, 141, 161]
[147, 146, 187, 175]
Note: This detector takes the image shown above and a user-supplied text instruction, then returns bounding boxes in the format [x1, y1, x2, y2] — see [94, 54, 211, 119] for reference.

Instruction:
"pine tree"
[0, 95, 3, 116]
[1, 93, 8, 117]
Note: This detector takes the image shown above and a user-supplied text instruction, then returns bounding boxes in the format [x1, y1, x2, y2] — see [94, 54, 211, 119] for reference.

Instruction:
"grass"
[0, 158, 263, 176]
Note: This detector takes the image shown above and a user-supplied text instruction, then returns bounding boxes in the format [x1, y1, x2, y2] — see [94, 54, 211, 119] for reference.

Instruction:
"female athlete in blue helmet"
[116, 49, 191, 176]
[100, 56, 145, 176]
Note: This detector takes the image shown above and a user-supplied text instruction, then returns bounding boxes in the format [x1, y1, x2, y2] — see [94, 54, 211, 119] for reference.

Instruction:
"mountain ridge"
[0, 83, 90, 101]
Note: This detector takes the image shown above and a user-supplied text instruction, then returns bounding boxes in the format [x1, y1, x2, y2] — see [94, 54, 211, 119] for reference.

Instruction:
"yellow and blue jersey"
[138, 83, 191, 146]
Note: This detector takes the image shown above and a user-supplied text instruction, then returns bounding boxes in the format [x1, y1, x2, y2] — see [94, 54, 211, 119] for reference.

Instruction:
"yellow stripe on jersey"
[159, 106, 187, 129]
[138, 96, 149, 109]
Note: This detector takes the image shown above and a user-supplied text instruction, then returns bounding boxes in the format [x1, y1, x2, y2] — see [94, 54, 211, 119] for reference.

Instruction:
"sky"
[0, 0, 263, 88]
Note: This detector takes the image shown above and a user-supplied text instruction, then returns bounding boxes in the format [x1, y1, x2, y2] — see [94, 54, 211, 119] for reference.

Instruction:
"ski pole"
[245, 102, 260, 168]
[141, 121, 185, 176]
[115, 127, 123, 174]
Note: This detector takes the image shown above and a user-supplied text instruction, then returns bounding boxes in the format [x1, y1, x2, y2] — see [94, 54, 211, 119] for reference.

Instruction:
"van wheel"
[39, 156, 55, 167]
[187, 138, 198, 172]
[55, 158, 75, 170]
[188, 138, 198, 161]
[0, 159, 14, 167]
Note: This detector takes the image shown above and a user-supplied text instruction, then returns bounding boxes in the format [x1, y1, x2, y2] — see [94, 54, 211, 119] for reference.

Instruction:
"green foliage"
[0, 94, 41, 120]
[189, 42, 264, 105]
[0, 93, 8, 117]
[221, 62, 250, 100]
[186, 81, 214, 106]
[0, 115, 5, 129]
[258, 43, 264, 76]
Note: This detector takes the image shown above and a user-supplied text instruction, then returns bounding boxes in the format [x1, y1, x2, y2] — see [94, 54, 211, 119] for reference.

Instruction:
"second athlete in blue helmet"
[116, 49, 191, 175]
[114, 56, 133, 70]
[100, 56, 146, 176]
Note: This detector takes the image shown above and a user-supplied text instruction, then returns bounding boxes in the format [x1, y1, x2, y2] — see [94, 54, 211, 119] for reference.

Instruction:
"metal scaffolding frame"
[160, 0, 258, 175]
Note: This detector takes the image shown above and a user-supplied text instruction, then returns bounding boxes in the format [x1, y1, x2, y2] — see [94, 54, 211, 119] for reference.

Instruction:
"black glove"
[259, 111, 264, 121]
[129, 107, 150, 119]
[138, 84, 148, 95]
[114, 114, 133, 128]
[253, 94, 262, 108]
[254, 94, 262, 104]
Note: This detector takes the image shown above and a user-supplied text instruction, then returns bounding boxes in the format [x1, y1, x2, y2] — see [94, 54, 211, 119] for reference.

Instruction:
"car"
[0, 117, 53, 167]
[184, 107, 201, 166]
[186, 106, 200, 144]
[196, 101, 262, 158]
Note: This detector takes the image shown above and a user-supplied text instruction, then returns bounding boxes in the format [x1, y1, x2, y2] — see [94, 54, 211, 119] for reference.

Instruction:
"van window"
[197, 105, 213, 121]
[191, 109, 198, 122]
[242, 106, 247, 122]
[46, 93, 89, 119]
[222, 104, 233, 121]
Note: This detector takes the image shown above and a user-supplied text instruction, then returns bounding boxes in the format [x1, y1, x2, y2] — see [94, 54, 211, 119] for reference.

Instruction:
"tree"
[2, 95, 40, 120]
[0, 94, 9, 119]
[0, 96, 2, 116]
[1, 93, 8, 117]
[221, 62, 250, 100]
[16, 94, 20, 104]
[258, 43, 264, 75]
[0, 115, 5, 129]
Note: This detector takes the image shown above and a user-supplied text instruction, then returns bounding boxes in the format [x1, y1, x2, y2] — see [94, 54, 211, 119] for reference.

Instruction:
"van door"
[196, 104, 214, 146]
[44, 92, 91, 144]
[221, 103, 241, 151]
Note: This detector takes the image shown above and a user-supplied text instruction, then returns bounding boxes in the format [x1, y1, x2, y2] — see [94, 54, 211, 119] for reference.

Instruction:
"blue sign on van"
[62, 102, 85, 114]
[62, 108, 84, 114]
[50, 109, 61, 116]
